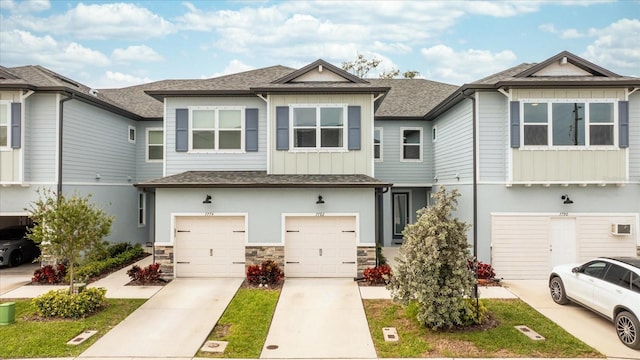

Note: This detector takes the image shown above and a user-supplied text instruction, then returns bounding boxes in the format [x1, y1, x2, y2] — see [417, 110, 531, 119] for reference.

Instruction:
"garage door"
[175, 216, 245, 277]
[285, 216, 357, 278]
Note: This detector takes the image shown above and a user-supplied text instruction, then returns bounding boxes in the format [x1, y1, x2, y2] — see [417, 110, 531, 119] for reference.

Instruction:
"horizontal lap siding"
[630, 93, 640, 182]
[491, 215, 549, 280]
[24, 94, 57, 183]
[577, 216, 637, 260]
[374, 120, 432, 183]
[136, 120, 163, 181]
[434, 99, 473, 183]
[478, 92, 507, 182]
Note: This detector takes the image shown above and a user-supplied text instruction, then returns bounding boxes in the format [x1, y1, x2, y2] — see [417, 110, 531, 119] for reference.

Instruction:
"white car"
[549, 257, 640, 350]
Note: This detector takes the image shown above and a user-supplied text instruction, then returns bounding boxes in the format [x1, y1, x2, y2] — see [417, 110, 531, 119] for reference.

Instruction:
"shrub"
[71, 245, 144, 281]
[86, 241, 134, 262]
[127, 263, 162, 283]
[363, 264, 392, 285]
[467, 260, 496, 280]
[246, 260, 284, 286]
[32, 287, 107, 318]
[32, 264, 67, 284]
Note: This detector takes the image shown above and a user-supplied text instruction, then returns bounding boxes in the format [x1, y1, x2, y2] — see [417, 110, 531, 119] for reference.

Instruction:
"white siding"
[577, 216, 637, 260]
[478, 92, 507, 182]
[433, 99, 473, 183]
[491, 215, 549, 280]
[629, 92, 640, 182]
[24, 94, 57, 183]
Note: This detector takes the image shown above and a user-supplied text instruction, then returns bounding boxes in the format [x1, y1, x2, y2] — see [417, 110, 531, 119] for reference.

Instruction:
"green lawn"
[197, 288, 281, 358]
[0, 298, 145, 358]
[364, 298, 604, 358]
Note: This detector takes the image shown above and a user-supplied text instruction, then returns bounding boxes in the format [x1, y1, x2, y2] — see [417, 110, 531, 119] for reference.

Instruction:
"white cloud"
[112, 45, 164, 63]
[17, 3, 175, 40]
[206, 59, 256, 78]
[539, 23, 557, 33]
[560, 29, 584, 39]
[420, 45, 518, 84]
[95, 71, 153, 88]
[0, 0, 50, 13]
[582, 18, 640, 74]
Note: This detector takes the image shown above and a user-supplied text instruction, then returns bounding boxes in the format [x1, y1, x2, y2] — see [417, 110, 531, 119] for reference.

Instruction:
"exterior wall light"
[203, 194, 212, 204]
[561, 195, 573, 204]
[316, 195, 325, 204]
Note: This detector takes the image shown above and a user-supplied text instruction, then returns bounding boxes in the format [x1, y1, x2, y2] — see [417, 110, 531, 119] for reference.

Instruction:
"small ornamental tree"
[387, 187, 479, 330]
[28, 189, 113, 294]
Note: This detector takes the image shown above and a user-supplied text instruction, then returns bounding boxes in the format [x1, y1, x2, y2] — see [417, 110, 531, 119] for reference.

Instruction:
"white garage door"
[175, 216, 245, 277]
[285, 216, 357, 278]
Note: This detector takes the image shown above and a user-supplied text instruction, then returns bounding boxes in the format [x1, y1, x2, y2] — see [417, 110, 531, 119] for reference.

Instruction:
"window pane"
[192, 110, 215, 129]
[219, 110, 241, 129]
[403, 129, 421, 144]
[552, 103, 585, 146]
[524, 103, 548, 123]
[294, 128, 316, 147]
[0, 104, 7, 124]
[149, 130, 163, 145]
[320, 108, 343, 126]
[590, 103, 613, 123]
[293, 108, 316, 127]
[320, 128, 342, 147]
[374, 145, 380, 159]
[584, 261, 608, 279]
[590, 125, 614, 146]
[403, 144, 420, 159]
[219, 130, 241, 149]
[603, 265, 631, 288]
[0, 127, 6, 147]
[192, 130, 215, 149]
[524, 125, 548, 145]
[374, 129, 381, 142]
[148, 145, 163, 160]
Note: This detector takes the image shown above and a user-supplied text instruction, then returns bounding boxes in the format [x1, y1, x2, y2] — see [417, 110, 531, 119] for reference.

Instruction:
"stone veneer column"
[154, 245, 174, 279]
[245, 246, 285, 271]
[357, 246, 376, 277]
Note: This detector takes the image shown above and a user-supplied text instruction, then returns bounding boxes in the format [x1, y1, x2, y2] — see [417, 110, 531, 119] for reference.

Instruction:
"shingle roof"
[369, 78, 458, 119]
[99, 80, 193, 119]
[136, 171, 391, 188]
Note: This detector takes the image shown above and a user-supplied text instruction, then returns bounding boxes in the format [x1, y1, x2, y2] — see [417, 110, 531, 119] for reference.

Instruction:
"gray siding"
[373, 120, 433, 184]
[433, 99, 473, 183]
[24, 94, 58, 183]
[165, 97, 267, 176]
[477, 92, 508, 182]
[63, 100, 137, 184]
[629, 92, 640, 182]
[136, 120, 163, 181]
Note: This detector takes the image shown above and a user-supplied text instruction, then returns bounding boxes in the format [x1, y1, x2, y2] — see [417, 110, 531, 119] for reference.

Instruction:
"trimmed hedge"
[70, 245, 144, 282]
[32, 287, 107, 318]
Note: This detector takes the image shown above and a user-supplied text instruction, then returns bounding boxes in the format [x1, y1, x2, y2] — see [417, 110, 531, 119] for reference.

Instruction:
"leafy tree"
[342, 53, 420, 79]
[28, 189, 113, 293]
[387, 187, 479, 330]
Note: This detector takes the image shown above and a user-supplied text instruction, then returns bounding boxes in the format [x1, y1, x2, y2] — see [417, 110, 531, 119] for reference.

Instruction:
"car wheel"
[549, 277, 569, 305]
[616, 311, 640, 349]
[9, 250, 23, 267]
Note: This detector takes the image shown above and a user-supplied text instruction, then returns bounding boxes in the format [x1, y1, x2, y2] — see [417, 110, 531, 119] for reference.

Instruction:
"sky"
[0, 0, 639, 89]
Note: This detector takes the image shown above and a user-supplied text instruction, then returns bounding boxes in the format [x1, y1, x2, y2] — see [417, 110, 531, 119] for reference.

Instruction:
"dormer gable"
[272, 59, 368, 84]
[515, 51, 620, 78]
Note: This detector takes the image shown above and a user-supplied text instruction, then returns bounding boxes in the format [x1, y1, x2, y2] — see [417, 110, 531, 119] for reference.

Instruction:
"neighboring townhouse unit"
[426, 51, 640, 279]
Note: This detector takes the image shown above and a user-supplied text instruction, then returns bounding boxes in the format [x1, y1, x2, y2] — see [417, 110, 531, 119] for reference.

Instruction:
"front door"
[549, 217, 577, 269]
[392, 192, 409, 241]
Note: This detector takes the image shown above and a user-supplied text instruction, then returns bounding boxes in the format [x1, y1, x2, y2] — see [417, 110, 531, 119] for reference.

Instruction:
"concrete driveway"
[0, 262, 38, 295]
[261, 278, 376, 359]
[80, 277, 242, 358]
[504, 280, 640, 359]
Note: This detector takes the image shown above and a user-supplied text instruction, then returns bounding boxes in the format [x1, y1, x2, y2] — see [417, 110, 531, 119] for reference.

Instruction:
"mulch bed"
[125, 278, 171, 286]
[239, 279, 284, 290]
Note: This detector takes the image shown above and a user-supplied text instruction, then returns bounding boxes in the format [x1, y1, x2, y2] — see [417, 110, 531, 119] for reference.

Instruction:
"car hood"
[551, 262, 581, 273]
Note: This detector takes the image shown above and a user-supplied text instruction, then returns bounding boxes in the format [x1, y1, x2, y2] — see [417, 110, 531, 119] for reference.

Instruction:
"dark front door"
[392, 192, 409, 240]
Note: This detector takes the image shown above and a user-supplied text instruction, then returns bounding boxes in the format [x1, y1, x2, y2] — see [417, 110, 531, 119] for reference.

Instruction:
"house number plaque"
[315, 212, 325, 216]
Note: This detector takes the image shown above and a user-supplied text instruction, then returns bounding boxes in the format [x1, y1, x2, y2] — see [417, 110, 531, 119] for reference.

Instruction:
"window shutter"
[10, 102, 21, 149]
[245, 108, 259, 152]
[276, 106, 289, 150]
[175, 108, 188, 152]
[348, 105, 361, 150]
[619, 100, 629, 148]
[510, 101, 520, 148]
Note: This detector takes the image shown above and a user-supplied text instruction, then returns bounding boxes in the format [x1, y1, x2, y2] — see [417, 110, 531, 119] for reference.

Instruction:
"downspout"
[57, 93, 74, 199]
[461, 90, 478, 301]
[375, 186, 390, 267]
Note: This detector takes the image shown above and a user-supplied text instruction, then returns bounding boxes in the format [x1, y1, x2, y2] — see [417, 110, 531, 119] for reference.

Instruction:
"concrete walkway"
[261, 278, 377, 359]
[79, 277, 242, 358]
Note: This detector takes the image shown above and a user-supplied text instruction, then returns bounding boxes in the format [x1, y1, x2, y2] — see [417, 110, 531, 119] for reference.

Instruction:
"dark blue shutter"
[10, 102, 21, 148]
[276, 106, 289, 150]
[175, 108, 188, 152]
[619, 101, 629, 148]
[347, 106, 361, 150]
[245, 108, 259, 152]
[510, 101, 520, 148]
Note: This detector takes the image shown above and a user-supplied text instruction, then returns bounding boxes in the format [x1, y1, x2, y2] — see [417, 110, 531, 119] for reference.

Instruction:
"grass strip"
[198, 288, 281, 358]
[0, 298, 145, 358]
[364, 298, 603, 358]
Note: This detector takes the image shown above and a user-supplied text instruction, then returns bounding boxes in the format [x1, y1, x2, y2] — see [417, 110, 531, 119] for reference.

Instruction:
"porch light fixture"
[561, 195, 573, 204]
[316, 195, 325, 204]
[202, 194, 212, 204]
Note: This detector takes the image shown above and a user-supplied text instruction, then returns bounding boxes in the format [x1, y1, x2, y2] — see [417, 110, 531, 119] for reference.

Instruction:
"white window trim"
[0, 101, 11, 151]
[374, 127, 383, 162]
[138, 191, 146, 227]
[400, 127, 423, 162]
[128, 125, 136, 144]
[289, 104, 348, 152]
[188, 106, 246, 153]
[521, 99, 618, 149]
[146, 127, 163, 163]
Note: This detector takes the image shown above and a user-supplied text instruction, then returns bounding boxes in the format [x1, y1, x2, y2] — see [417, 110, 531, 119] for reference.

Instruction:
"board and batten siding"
[373, 120, 433, 183]
[477, 91, 508, 182]
[165, 97, 267, 176]
[512, 88, 626, 101]
[0, 91, 23, 183]
[269, 94, 373, 176]
[433, 98, 473, 183]
[62, 100, 137, 183]
[24, 94, 58, 183]
[629, 92, 640, 182]
[136, 120, 163, 182]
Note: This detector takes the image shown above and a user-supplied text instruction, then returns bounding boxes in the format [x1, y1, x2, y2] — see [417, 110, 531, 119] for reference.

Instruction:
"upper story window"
[190, 107, 244, 152]
[523, 100, 615, 147]
[401, 127, 422, 161]
[291, 105, 346, 150]
[374, 127, 382, 161]
[128, 125, 136, 143]
[146, 128, 163, 162]
[0, 102, 9, 148]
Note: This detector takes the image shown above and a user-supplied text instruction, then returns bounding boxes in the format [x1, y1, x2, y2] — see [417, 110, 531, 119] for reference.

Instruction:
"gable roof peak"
[273, 59, 368, 84]
[515, 50, 620, 78]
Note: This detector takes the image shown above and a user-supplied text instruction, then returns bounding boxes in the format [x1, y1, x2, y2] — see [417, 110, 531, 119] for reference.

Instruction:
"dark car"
[0, 225, 40, 267]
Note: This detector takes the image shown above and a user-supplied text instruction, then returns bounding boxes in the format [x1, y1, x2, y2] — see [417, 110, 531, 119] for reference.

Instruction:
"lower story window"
[138, 192, 146, 227]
